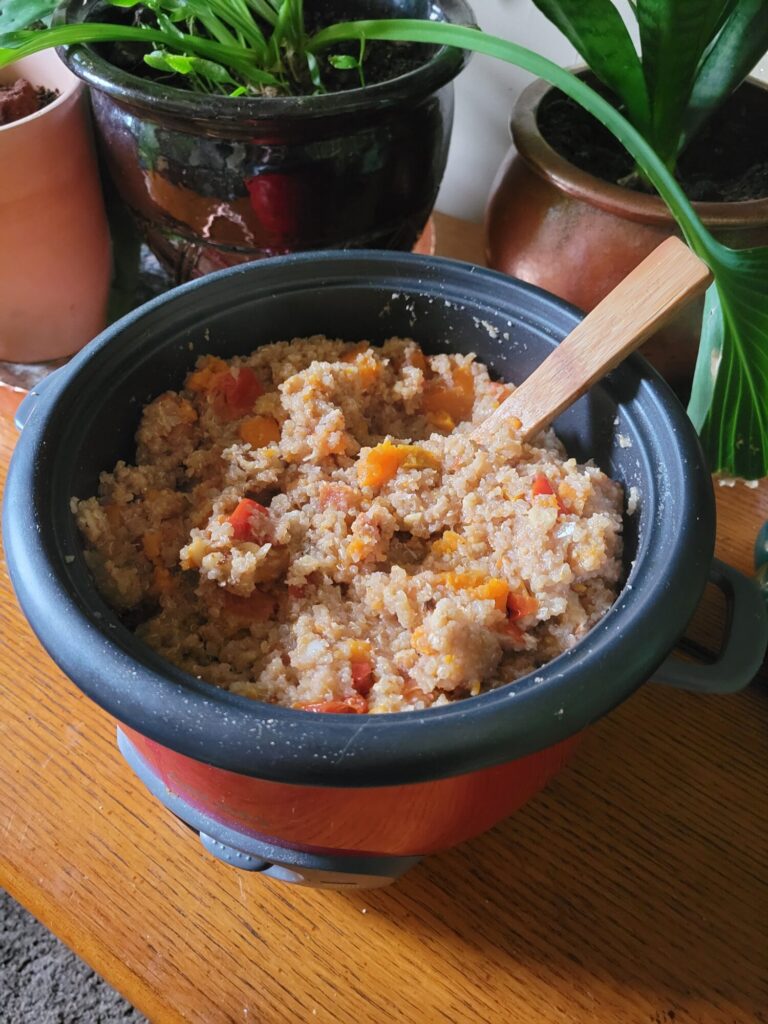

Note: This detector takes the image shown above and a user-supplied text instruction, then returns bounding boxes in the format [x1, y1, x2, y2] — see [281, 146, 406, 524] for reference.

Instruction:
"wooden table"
[1, 215, 766, 1024]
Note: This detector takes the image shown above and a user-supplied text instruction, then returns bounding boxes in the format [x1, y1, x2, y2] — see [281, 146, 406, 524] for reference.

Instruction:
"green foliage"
[1, 6, 765, 476]
[0, 0, 54, 32]
[309, 20, 768, 478]
[528, 0, 768, 172]
[0, 0, 322, 94]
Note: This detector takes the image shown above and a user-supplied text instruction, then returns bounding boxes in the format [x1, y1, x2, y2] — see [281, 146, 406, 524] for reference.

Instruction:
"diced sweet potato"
[238, 415, 281, 448]
[357, 441, 441, 489]
[431, 530, 460, 556]
[423, 365, 475, 422]
[186, 356, 228, 392]
[439, 571, 509, 613]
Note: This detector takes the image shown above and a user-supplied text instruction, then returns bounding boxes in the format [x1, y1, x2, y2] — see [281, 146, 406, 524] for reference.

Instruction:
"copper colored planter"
[485, 75, 768, 394]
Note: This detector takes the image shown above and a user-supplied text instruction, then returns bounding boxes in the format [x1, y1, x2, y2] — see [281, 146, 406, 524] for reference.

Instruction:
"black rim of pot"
[56, 0, 474, 121]
[4, 252, 715, 788]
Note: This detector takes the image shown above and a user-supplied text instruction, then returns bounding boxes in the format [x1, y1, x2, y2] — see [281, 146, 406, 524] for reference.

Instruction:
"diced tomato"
[531, 472, 568, 514]
[402, 678, 436, 706]
[351, 658, 374, 696]
[318, 483, 357, 511]
[211, 367, 264, 419]
[532, 472, 554, 497]
[506, 589, 539, 621]
[228, 498, 269, 541]
[297, 696, 368, 714]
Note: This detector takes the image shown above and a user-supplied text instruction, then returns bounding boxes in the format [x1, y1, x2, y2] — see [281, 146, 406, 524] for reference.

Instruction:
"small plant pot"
[485, 74, 768, 395]
[0, 51, 111, 363]
[58, 0, 473, 283]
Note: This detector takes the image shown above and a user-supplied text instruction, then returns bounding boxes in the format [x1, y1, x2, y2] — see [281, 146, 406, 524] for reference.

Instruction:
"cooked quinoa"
[73, 336, 624, 714]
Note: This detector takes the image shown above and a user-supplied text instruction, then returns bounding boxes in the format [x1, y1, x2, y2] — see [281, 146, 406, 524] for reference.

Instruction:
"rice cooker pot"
[5, 252, 765, 887]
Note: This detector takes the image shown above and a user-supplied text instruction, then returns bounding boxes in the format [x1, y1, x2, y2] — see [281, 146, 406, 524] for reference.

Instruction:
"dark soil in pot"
[91, 0, 436, 96]
[0, 79, 59, 125]
[538, 76, 768, 203]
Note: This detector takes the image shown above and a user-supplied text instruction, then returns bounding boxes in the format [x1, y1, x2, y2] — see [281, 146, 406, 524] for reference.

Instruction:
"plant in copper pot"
[483, 1, 768, 393]
[0, 0, 473, 280]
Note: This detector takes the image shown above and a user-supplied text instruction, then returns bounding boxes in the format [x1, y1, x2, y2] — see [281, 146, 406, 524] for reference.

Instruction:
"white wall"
[437, 0, 768, 223]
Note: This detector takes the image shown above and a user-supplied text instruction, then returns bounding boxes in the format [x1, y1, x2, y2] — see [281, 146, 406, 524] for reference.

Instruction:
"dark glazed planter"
[57, 0, 472, 282]
[485, 75, 768, 395]
[5, 253, 766, 888]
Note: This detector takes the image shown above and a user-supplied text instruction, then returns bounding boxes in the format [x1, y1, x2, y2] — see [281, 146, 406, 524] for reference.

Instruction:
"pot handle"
[652, 558, 767, 694]
[14, 368, 63, 432]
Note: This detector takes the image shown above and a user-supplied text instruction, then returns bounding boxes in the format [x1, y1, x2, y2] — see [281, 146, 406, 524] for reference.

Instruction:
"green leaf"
[244, 0, 280, 28]
[328, 53, 359, 70]
[144, 49, 235, 83]
[682, 0, 768, 150]
[0, 21, 261, 71]
[529, 0, 651, 137]
[689, 243, 768, 479]
[305, 48, 322, 90]
[636, 0, 731, 165]
[0, 0, 57, 32]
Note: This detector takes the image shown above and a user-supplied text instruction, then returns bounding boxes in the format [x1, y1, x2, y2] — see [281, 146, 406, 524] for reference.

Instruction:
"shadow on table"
[347, 684, 767, 1021]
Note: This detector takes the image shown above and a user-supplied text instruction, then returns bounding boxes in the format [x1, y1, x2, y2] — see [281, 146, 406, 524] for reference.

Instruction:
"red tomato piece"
[531, 472, 568, 514]
[211, 367, 264, 419]
[350, 659, 373, 696]
[531, 472, 554, 497]
[228, 498, 269, 541]
[506, 590, 539, 621]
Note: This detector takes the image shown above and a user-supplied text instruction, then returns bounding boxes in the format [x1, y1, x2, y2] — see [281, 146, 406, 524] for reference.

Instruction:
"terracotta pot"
[0, 52, 111, 363]
[485, 74, 768, 394]
[58, 0, 473, 284]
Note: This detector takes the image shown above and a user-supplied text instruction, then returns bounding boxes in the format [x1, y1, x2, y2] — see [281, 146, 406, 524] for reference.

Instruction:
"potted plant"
[0, 48, 111, 362]
[483, 0, 768, 394]
[0, 0, 473, 282]
[4, 12, 766, 479]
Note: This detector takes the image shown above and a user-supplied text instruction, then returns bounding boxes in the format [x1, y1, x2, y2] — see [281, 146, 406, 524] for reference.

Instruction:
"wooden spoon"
[471, 237, 713, 447]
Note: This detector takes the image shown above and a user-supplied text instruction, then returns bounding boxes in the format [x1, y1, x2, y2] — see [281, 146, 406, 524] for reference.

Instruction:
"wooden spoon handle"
[472, 237, 713, 446]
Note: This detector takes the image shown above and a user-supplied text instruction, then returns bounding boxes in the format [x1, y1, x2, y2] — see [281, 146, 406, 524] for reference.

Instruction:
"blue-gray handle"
[653, 558, 767, 694]
[14, 368, 63, 432]
[756, 522, 768, 603]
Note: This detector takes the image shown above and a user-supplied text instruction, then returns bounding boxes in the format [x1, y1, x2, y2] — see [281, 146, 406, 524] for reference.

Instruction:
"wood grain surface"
[1, 215, 766, 1024]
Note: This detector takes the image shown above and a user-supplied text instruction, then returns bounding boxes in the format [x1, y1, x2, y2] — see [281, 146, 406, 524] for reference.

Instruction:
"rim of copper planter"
[511, 71, 768, 229]
[57, 0, 474, 126]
